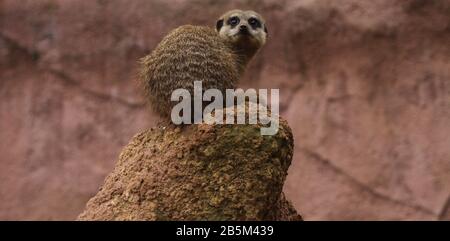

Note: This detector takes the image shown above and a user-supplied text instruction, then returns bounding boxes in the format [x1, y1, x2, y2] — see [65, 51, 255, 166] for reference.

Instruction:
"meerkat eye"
[248, 17, 261, 29]
[227, 16, 240, 27]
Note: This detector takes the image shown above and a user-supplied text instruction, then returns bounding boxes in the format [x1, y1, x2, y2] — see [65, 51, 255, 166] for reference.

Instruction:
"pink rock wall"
[1, 0, 449, 220]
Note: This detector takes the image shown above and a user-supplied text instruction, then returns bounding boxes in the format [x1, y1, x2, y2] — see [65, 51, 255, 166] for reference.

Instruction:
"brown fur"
[140, 25, 239, 119]
[140, 10, 267, 119]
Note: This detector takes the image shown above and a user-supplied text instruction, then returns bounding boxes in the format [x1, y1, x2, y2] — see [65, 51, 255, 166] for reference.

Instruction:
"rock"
[77, 103, 301, 220]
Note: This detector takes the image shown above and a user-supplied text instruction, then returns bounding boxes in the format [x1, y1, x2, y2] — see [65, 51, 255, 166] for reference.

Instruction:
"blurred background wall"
[1, 0, 450, 220]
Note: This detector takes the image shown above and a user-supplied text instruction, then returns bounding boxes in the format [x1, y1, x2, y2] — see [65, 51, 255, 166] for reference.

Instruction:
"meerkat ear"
[216, 19, 224, 32]
[264, 25, 268, 35]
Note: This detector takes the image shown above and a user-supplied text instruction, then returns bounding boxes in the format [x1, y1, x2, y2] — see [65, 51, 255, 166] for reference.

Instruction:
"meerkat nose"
[239, 25, 250, 35]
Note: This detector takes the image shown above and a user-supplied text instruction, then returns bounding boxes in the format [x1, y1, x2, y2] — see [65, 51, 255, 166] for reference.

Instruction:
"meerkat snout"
[216, 9, 268, 58]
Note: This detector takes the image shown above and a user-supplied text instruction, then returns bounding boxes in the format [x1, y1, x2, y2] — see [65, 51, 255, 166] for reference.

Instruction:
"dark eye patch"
[227, 16, 240, 27]
[248, 17, 262, 29]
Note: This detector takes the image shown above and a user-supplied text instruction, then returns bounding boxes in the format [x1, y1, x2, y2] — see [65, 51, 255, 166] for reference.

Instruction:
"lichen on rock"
[77, 103, 301, 220]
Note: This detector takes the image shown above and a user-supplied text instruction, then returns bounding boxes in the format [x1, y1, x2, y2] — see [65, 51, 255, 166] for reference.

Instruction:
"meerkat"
[140, 9, 268, 120]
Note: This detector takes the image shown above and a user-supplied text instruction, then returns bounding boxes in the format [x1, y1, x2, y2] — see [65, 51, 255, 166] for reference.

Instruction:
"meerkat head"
[216, 9, 268, 60]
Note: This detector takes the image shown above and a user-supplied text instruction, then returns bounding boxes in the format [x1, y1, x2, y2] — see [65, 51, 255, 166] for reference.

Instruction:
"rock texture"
[1, 0, 450, 220]
[77, 104, 301, 221]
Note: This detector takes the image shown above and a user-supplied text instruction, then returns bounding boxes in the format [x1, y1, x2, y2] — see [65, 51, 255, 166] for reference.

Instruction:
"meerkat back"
[140, 25, 239, 119]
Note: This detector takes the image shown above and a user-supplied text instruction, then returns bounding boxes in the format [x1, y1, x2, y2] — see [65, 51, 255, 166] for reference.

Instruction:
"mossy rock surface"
[78, 104, 301, 221]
